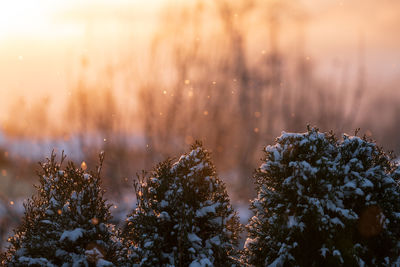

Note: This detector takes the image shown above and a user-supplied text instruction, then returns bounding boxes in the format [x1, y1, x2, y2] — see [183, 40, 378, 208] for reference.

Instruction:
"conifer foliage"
[123, 142, 241, 266]
[3, 152, 120, 266]
[245, 127, 400, 266]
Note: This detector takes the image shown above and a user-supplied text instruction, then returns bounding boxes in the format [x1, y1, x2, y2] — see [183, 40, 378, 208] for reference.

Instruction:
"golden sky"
[0, 0, 399, 121]
[0, 0, 164, 118]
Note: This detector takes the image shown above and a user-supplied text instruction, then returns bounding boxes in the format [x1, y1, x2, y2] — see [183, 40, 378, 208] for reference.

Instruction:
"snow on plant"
[123, 142, 242, 266]
[2, 152, 122, 266]
[245, 127, 400, 266]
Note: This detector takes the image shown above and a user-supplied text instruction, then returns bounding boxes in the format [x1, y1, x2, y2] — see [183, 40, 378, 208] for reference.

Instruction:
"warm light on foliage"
[80, 161, 87, 170]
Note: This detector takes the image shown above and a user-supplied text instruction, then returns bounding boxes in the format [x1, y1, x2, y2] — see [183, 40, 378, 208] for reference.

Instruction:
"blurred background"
[1, 0, 400, 250]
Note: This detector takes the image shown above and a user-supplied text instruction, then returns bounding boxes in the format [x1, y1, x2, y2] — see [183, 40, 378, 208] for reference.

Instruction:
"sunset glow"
[0, 0, 63, 38]
[0, 0, 399, 261]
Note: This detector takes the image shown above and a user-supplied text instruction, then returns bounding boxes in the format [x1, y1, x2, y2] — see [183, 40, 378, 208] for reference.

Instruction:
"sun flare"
[0, 0, 165, 39]
[0, 0, 72, 39]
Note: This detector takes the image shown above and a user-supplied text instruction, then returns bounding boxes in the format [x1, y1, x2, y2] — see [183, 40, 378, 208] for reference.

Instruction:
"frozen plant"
[3, 152, 122, 266]
[123, 142, 242, 266]
[245, 127, 400, 266]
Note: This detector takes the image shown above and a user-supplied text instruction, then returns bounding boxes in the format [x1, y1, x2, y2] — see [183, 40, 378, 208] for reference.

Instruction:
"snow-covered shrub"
[123, 142, 241, 266]
[245, 127, 400, 266]
[2, 152, 122, 266]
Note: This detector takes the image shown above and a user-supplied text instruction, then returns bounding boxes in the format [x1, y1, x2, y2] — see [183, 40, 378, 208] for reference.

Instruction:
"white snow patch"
[18, 256, 56, 267]
[361, 179, 374, 188]
[189, 258, 212, 267]
[188, 233, 202, 244]
[196, 203, 219, 217]
[59, 228, 84, 242]
[97, 259, 114, 266]
[320, 246, 329, 258]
